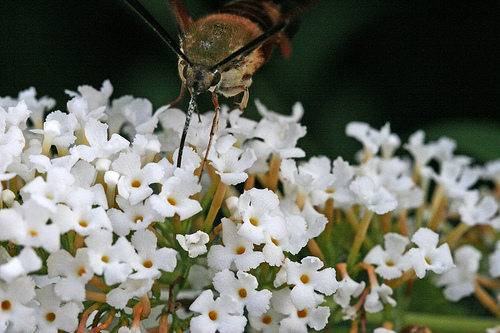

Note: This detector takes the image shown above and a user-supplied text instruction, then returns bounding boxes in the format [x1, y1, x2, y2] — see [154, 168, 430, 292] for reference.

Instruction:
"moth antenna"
[209, 19, 288, 71]
[177, 93, 197, 168]
[123, 0, 192, 66]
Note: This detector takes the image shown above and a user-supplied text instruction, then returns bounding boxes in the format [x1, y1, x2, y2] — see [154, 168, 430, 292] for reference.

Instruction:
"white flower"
[209, 135, 257, 185]
[235, 188, 287, 245]
[207, 218, 265, 272]
[47, 248, 94, 302]
[430, 160, 480, 199]
[157, 107, 187, 152]
[248, 307, 285, 333]
[176, 231, 210, 258]
[32, 284, 82, 333]
[131, 133, 161, 163]
[13, 86, 56, 129]
[66, 80, 113, 114]
[149, 168, 202, 220]
[186, 111, 228, 156]
[489, 241, 500, 278]
[189, 289, 247, 333]
[349, 176, 397, 214]
[0, 276, 36, 332]
[404, 130, 437, 167]
[374, 328, 397, 333]
[458, 190, 498, 226]
[401, 228, 455, 278]
[346, 122, 399, 157]
[307, 156, 356, 207]
[334, 276, 366, 308]
[224, 108, 258, 143]
[75, 118, 129, 162]
[282, 257, 339, 310]
[0, 247, 42, 283]
[271, 287, 330, 333]
[129, 229, 177, 280]
[53, 199, 112, 236]
[435, 245, 482, 301]
[112, 151, 164, 205]
[364, 233, 409, 280]
[21, 166, 75, 212]
[364, 283, 396, 313]
[108, 196, 163, 236]
[106, 278, 154, 309]
[254, 100, 306, 159]
[31, 110, 78, 148]
[278, 201, 308, 255]
[120, 98, 159, 135]
[0, 200, 60, 252]
[85, 229, 136, 285]
[487, 326, 500, 333]
[3, 100, 31, 129]
[213, 269, 272, 316]
[483, 159, 500, 183]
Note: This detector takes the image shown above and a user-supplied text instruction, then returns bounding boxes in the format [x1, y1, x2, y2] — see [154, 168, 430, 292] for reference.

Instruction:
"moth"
[123, 0, 314, 173]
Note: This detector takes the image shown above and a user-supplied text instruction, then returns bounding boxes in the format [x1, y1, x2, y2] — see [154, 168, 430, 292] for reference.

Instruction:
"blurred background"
[0, 0, 498, 162]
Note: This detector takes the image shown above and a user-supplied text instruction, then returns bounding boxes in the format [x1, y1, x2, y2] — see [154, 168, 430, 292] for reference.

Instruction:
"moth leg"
[198, 92, 221, 182]
[219, 85, 249, 111]
[233, 86, 249, 111]
[168, 82, 187, 108]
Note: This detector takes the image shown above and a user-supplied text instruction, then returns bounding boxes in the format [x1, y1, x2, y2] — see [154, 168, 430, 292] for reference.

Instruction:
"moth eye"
[211, 71, 221, 87]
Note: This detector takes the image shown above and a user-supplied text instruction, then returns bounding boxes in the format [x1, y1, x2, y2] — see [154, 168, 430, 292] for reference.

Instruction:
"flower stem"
[140, 293, 151, 318]
[428, 184, 445, 231]
[386, 269, 416, 289]
[159, 313, 170, 333]
[398, 211, 409, 236]
[345, 207, 360, 227]
[244, 173, 255, 191]
[77, 303, 100, 333]
[86, 290, 107, 303]
[381, 212, 391, 234]
[89, 275, 110, 292]
[73, 233, 85, 256]
[203, 179, 228, 232]
[172, 214, 181, 235]
[347, 209, 375, 268]
[442, 221, 470, 249]
[89, 309, 116, 333]
[267, 154, 281, 192]
[477, 275, 500, 290]
[307, 238, 325, 263]
[474, 279, 500, 318]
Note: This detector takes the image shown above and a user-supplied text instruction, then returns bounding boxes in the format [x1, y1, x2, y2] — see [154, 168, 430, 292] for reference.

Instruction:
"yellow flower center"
[208, 310, 218, 321]
[1, 300, 11, 311]
[45, 312, 56, 322]
[297, 309, 308, 318]
[238, 288, 248, 298]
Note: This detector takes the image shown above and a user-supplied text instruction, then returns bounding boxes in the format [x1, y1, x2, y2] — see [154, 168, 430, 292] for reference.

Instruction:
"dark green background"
[0, 0, 498, 162]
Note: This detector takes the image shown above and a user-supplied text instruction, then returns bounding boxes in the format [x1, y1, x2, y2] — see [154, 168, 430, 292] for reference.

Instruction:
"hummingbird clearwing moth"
[122, 0, 315, 178]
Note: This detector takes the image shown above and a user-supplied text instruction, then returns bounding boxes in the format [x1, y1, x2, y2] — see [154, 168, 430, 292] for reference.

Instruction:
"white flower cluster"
[0, 81, 499, 332]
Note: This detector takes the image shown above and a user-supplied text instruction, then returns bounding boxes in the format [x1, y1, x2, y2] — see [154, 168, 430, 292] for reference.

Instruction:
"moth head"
[179, 60, 221, 94]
